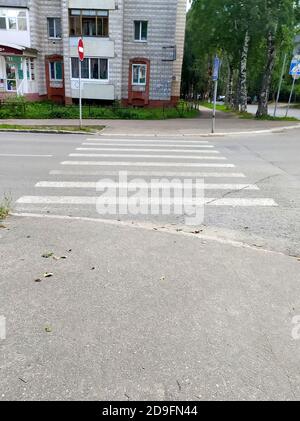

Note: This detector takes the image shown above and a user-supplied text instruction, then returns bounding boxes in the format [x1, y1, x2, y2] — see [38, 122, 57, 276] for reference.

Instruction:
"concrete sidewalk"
[1, 214, 300, 400]
[1, 117, 299, 136]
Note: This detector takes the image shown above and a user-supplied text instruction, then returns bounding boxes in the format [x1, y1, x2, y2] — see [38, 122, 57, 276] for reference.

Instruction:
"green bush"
[0, 99, 199, 120]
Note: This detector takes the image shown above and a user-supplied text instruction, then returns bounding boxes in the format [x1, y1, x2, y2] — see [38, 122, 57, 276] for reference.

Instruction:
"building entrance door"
[6, 60, 17, 91]
[5, 56, 23, 92]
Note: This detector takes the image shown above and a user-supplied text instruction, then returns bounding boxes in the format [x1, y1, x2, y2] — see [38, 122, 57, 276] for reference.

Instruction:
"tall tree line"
[182, 0, 300, 116]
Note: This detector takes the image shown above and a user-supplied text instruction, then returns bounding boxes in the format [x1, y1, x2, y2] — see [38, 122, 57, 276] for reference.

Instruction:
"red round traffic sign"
[78, 38, 84, 62]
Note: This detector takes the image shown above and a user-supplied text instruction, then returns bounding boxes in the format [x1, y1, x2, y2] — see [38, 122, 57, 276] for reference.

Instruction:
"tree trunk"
[239, 30, 250, 112]
[256, 30, 276, 118]
[225, 62, 234, 107]
[232, 69, 240, 111]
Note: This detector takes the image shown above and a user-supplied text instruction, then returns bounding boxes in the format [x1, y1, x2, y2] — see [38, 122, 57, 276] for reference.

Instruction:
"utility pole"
[212, 56, 220, 134]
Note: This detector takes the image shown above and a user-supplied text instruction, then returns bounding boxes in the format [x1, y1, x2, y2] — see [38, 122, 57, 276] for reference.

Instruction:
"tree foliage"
[183, 0, 300, 115]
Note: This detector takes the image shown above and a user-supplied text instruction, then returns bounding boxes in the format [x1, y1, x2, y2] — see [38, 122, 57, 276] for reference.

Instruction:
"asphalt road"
[0, 130, 299, 255]
[1, 129, 300, 400]
[247, 104, 300, 120]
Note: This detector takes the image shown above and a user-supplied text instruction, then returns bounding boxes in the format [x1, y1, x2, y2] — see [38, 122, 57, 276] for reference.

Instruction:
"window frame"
[0, 8, 28, 31]
[26, 58, 35, 81]
[132, 64, 147, 86]
[69, 9, 109, 38]
[134, 20, 148, 42]
[71, 57, 109, 82]
[49, 61, 63, 82]
[47, 17, 62, 39]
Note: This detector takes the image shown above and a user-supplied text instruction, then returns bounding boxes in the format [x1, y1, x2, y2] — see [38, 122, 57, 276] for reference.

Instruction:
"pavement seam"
[9, 212, 296, 259]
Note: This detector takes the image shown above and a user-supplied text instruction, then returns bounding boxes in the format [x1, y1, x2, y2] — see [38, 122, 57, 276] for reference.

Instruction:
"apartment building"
[0, 0, 186, 106]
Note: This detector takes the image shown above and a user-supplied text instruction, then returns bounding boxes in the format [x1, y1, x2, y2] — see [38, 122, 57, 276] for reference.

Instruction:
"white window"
[26, 58, 35, 81]
[0, 8, 28, 31]
[134, 21, 148, 41]
[48, 17, 61, 39]
[71, 57, 109, 81]
[49, 61, 63, 81]
[132, 64, 147, 85]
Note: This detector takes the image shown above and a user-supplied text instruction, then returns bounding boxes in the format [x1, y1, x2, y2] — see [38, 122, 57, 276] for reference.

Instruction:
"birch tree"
[256, 0, 297, 117]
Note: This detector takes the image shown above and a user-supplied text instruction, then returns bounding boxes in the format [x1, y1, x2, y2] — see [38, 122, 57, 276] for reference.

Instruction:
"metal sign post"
[286, 56, 300, 117]
[285, 76, 297, 117]
[212, 56, 220, 134]
[79, 57, 82, 128]
[78, 38, 84, 128]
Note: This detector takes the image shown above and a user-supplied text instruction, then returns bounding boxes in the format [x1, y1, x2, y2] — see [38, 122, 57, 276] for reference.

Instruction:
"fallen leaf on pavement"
[43, 272, 53, 278]
[42, 252, 54, 259]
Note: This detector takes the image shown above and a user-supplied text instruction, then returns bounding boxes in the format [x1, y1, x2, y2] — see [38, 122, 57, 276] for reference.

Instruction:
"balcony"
[68, 0, 116, 9]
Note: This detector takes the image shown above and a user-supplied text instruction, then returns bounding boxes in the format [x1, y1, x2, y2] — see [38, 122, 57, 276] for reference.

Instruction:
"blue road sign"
[289, 57, 300, 76]
[212, 56, 220, 81]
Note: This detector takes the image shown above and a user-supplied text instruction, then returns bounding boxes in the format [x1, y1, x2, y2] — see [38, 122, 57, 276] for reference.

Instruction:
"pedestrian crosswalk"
[15, 135, 278, 222]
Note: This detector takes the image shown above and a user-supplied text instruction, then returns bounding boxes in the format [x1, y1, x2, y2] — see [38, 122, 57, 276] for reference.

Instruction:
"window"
[82, 10, 96, 36]
[26, 58, 35, 81]
[48, 18, 61, 38]
[49, 61, 63, 81]
[97, 10, 109, 37]
[71, 57, 108, 80]
[132, 64, 147, 85]
[0, 16, 5, 29]
[69, 9, 109, 37]
[134, 21, 148, 41]
[0, 8, 27, 31]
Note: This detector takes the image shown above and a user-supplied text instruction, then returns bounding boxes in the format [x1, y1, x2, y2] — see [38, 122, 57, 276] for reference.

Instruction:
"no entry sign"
[78, 38, 84, 62]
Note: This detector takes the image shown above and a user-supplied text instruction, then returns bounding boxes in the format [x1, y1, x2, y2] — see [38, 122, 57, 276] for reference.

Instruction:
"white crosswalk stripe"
[77, 147, 220, 153]
[15, 136, 279, 217]
[16, 196, 277, 207]
[69, 153, 227, 160]
[35, 181, 259, 190]
[49, 170, 247, 177]
[85, 138, 210, 144]
[82, 143, 216, 148]
[61, 161, 235, 167]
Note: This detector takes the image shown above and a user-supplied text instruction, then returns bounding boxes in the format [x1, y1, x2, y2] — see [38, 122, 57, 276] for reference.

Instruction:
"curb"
[10, 211, 293, 258]
[101, 124, 300, 138]
[0, 129, 103, 135]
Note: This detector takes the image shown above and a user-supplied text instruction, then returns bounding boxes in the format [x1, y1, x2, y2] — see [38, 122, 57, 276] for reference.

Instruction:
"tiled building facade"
[0, 0, 186, 106]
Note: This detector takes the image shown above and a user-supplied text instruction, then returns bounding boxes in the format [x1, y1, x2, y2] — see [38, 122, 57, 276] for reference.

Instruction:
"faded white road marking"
[49, 170, 246, 178]
[0, 154, 53, 158]
[82, 143, 215, 148]
[86, 138, 210, 144]
[61, 161, 235, 168]
[35, 181, 259, 190]
[17, 196, 277, 206]
[77, 147, 219, 153]
[69, 153, 227, 160]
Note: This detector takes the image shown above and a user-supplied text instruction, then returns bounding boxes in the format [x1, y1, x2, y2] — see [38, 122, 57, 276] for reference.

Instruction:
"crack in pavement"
[205, 173, 282, 206]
